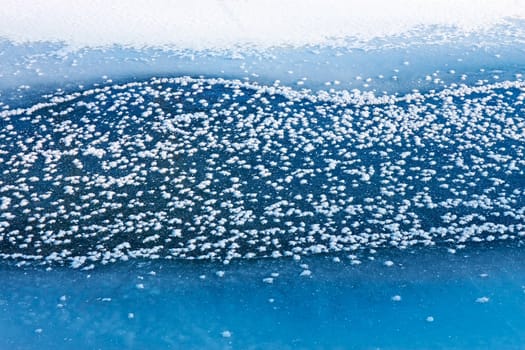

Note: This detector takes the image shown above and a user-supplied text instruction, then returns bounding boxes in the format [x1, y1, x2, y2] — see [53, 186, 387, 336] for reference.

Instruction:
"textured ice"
[0, 76, 524, 268]
[1, 3, 525, 348]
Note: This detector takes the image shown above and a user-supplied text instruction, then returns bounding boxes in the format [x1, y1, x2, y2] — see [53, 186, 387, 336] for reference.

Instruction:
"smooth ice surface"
[2, 37, 525, 94]
[1, 244, 525, 349]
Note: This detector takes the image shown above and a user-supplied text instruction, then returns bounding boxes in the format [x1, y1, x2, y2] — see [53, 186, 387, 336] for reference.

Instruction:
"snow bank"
[1, 0, 524, 49]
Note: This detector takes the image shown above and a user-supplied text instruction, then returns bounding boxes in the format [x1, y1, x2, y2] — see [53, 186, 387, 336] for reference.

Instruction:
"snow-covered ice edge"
[1, 0, 525, 50]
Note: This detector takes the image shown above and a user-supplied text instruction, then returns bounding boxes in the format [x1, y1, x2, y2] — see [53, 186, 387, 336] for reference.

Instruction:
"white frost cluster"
[0, 76, 523, 268]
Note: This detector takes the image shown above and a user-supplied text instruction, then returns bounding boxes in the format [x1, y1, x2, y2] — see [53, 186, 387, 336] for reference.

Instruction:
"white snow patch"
[1, 0, 523, 50]
[391, 295, 402, 302]
[476, 296, 490, 303]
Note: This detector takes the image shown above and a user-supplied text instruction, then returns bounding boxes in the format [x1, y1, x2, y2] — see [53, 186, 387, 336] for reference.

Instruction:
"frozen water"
[0, 75, 524, 268]
[1, 1, 525, 348]
[1, 245, 525, 349]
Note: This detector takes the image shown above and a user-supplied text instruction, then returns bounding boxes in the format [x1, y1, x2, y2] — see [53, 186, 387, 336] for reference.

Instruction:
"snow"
[221, 330, 232, 338]
[476, 296, 490, 303]
[0, 0, 524, 50]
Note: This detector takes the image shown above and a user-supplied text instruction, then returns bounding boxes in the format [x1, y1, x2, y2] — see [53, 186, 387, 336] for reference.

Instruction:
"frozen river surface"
[1, 2, 525, 348]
